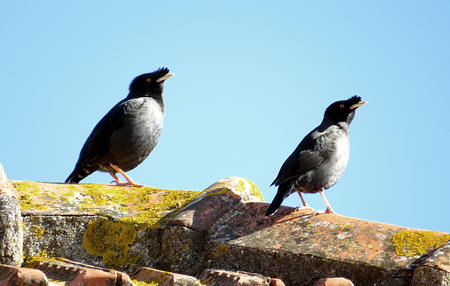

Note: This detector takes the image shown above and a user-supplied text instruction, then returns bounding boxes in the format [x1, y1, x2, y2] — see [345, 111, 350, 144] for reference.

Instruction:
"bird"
[65, 67, 174, 186]
[265, 96, 367, 216]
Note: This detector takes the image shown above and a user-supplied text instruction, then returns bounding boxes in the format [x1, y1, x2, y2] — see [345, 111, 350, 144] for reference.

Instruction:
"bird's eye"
[339, 104, 345, 109]
[146, 78, 152, 83]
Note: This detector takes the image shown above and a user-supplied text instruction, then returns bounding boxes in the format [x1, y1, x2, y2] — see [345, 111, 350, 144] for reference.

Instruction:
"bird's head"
[324, 96, 367, 125]
[129, 67, 174, 95]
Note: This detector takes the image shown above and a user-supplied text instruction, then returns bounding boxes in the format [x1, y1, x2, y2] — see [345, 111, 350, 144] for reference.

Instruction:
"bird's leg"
[318, 190, 336, 214]
[108, 172, 123, 185]
[295, 191, 314, 211]
[109, 163, 143, 187]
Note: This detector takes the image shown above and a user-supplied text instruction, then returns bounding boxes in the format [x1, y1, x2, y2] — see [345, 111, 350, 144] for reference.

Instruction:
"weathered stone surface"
[205, 203, 449, 286]
[23, 214, 102, 267]
[166, 177, 264, 232]
[13, 180, 203, 271]
[158, 226, 205, 275]
[0, 264, 47, 286]
[134, 267, 201, 286]
[418, 241, 450, 273]
[4, 177, 449, 285]
[12, 180, 201, 226]
[197, 268, 271, 285]
[411, 266, 450, 286]
[0, 164, 23, 266]
[313, 277, 355, 286]
[410, 241, 450, 285]
[129, 227, 163, 269]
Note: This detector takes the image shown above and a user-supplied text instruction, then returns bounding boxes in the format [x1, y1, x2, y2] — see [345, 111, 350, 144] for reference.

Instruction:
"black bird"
[265, 96, 367, 216]
[65, 68, 174, 186]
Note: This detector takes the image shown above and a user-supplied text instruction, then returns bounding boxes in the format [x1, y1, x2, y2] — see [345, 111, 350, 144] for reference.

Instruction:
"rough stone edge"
[0, 164, 23, 266]
[164, 176, 264, 232]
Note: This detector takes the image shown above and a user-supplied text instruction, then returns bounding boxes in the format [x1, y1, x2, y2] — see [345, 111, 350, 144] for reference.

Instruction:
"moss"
[212, 244, 230, 258]
[82, 217, 139, 269]
[392, 230, 450, 257]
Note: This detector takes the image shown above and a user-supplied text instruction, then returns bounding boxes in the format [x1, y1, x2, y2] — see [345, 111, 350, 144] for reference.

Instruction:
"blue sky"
[1, 1, 449, 232]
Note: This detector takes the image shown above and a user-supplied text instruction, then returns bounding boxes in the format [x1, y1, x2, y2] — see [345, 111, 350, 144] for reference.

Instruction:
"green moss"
[392, 230, 450, 257]
[82, 217, 139, 269]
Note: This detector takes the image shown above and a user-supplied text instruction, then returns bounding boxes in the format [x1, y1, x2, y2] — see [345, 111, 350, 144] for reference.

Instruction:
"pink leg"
[318, 190, 336, 214]
[295, 191, 313, 211]
[109, 163, 142, 187]
[108, 171, 123, 184]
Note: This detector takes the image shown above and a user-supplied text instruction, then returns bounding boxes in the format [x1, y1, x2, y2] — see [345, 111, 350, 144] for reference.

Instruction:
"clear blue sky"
[1, 1, 449, 232]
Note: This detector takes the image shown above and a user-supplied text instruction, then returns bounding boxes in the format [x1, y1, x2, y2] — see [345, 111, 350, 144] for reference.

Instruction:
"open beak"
[156, 73, 175, 83]
[350, 100, 368, 110]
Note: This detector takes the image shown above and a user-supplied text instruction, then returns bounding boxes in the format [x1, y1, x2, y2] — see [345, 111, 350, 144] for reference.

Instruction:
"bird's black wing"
[65, 100, 128, 183]
[271, 130, 325, 186]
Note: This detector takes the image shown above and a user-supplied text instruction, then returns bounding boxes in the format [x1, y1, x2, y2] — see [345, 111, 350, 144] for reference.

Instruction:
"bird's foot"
[312, 207, 338, 216]
[324, 207, 336, 214]
[110, 180, 143, 187]
[295, 205, 315, 211]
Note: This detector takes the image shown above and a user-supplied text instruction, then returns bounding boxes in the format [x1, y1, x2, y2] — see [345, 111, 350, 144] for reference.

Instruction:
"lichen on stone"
[202, 177, 264, 203]
[392, 230, 450, 257]
[82, 217, 139, 269]
[132, 280, 159, 286]
[12, 181, 201, 227]
[31, 224, 45, 238]
[212, 244, 230, 257]
[335, 223, 352, 232]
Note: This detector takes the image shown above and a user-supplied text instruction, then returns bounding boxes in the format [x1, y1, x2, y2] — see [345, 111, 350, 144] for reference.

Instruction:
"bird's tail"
[65, 163, 97, 184]
[265, 182, 294, 216]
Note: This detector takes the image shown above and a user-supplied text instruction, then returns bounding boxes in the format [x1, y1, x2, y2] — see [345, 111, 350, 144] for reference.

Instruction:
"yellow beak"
[350, 101, 368, 109]
[156, 73, 175, 83]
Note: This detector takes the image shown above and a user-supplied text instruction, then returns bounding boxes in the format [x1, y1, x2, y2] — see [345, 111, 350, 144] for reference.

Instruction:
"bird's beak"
[350, 101, 368, 110]
[156, 73, 175, 83]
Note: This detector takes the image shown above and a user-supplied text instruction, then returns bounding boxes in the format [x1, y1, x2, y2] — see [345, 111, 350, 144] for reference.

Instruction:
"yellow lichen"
[246, 179, 265, 202]
[82, 217, 139, 269]
[31, 225, 45, 238]
[212, 244, 230, 257]
[23, 254, 65, 267]
[132, 280, 160, 286]
[117, 188, 200, 227]
[203, 178, 264, 202]
[13, 181, 48, 211]
[392, 230, 450, 257]
[336, 223, 352, 232]
[13, 181, 201, 227]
